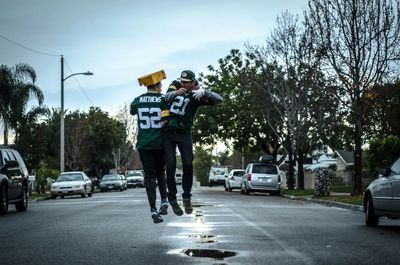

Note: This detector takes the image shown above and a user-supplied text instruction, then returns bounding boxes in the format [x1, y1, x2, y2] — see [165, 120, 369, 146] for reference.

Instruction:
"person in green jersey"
[162, 70, 223, 215]
[130, 80, 168, 224]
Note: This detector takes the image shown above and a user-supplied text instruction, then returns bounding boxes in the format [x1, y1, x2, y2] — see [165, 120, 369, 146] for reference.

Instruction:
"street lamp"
[60, 55, 93, 172]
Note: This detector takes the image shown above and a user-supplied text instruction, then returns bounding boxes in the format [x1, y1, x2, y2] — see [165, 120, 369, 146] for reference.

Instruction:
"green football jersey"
[130, 92, 164, 150]
[164, 86, 209, 134]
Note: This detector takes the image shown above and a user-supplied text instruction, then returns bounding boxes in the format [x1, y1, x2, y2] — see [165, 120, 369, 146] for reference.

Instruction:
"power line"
[0, 32, 61, 57]
[1, 32, 94, 106]
[64, 60, 94, 106]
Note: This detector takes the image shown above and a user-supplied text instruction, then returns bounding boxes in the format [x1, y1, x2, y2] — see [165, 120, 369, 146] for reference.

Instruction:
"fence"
[296, 169, 375, 192]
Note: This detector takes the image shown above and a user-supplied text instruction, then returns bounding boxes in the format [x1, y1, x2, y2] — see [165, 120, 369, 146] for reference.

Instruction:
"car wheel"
[240, 185, 244, 194]
[15, 184, 28, 211]
[60, 195, 65, 199]
[245, 184, 250, 195]
[81, 188, 87, 198]
[365, 194, 379, 227]
[228, 186, 232, 192]
[209, 181, 212, 187]
[224, 183, 228, 191]
[51, 195, 57, 199]
[0, 183, 9, 214]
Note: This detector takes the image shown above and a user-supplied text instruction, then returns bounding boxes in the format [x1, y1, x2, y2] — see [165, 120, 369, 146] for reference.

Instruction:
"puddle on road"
[192, 203, 213, 208]
[188, 234, 218, 243]
[182, 249, 237, 260]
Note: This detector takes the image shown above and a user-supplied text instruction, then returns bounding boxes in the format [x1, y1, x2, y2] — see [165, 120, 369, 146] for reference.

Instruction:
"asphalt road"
[1, 185, 400, 265]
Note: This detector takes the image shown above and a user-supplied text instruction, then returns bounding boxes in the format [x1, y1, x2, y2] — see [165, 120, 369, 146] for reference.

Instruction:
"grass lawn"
[282, 189, 314, 196]
[282, 189, 363, 206]
[319, 195, 363, 206]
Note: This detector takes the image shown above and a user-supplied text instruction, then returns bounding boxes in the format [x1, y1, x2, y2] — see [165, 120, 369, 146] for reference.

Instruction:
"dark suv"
[0, 147, 29, 214]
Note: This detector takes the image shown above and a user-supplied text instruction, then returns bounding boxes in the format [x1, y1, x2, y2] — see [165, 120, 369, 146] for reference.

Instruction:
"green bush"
[365, 135, 400, 175]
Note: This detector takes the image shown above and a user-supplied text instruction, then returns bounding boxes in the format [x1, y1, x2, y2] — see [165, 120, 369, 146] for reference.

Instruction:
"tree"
[14, 106, 49, 172]
[194, 49, 281, 156]
[113, 104, 137, 172]
[365, 134, 400, 176]
[0, 63, 43, 145]
[306, 0, 400, 194]
[193, 146, 213, 186]
[248, 11, 338, 189]
[86, 107, 126, 177]
[64, 111, 90, 171]
[363, 81, 400, 138]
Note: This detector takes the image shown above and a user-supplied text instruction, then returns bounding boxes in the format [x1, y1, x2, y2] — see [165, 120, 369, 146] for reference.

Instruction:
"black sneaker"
[169, 200, 183, 216]
[159, 199, 168, 215]
[183, 198, 193, 214]
[151, 211, 163, 224]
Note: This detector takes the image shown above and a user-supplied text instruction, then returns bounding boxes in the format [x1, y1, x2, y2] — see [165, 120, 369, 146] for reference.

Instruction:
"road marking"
[226, 207, 316, 265]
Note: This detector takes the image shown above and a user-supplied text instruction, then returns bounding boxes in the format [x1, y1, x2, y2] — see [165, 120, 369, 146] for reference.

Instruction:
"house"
[335, 150, 354, 171]
[335, 150, 354, 184]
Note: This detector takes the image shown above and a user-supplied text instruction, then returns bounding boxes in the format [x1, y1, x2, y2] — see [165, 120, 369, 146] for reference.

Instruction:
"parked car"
[100, 174, 125, 191]
[126, 171, 144, 188]
[364, 157, 400, 227]
[120, 174, 128, 190]
[0, 147, 29, 214]
[241, 155, 283, 195]
[208, 167, 229, 187]
[50, 171, 92, 199]
[225, 169, 245, 191]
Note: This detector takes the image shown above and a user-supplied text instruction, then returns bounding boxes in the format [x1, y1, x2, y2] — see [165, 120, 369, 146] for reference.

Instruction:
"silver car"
[364, 157, 400, 226]
[241, 162, 282, 195]
[51, 171, 92, 199]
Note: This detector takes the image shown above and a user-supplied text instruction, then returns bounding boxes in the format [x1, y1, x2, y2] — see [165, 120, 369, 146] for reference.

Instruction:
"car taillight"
[229, 176, 235, 180]
[246, 174, 251, 181]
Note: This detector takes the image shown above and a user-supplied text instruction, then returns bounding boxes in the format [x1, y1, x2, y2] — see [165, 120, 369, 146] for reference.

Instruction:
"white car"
[51, 171, 92, 199]
[364, 157, 400, 227]
[119, 174, 128, 190]
[225, 169, 245, 191]
[208, 167, 229, 187]
[126, 171, 144, 188]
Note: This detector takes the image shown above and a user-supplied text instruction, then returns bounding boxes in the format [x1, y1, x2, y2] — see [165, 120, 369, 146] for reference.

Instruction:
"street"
[1, 186, 400, 265]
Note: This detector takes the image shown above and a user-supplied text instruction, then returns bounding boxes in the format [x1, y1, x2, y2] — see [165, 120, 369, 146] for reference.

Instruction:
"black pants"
[138, 149, 167, 211]
[164, 130, 193, 201]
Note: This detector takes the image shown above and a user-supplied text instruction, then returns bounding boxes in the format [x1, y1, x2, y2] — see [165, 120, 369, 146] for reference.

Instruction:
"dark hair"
[147, 82, 161, 90]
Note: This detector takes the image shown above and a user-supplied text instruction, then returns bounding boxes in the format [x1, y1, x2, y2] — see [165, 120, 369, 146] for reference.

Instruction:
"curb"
[283, 195, 363, 212]
[29, 196, 51, 202]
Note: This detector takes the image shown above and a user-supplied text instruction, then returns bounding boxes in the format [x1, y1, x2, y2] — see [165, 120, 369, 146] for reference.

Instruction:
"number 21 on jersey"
[170, 96, 190, 115]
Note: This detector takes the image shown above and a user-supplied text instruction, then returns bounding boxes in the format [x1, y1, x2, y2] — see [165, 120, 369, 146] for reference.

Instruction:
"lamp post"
[60, 55, 93, 172]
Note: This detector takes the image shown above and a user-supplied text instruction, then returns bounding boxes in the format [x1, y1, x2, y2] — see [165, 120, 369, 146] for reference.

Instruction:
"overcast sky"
[1, 0, 308, 119]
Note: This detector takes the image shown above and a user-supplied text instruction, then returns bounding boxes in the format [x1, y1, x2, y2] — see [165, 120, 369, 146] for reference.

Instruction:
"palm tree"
[0, 63, 44, 145]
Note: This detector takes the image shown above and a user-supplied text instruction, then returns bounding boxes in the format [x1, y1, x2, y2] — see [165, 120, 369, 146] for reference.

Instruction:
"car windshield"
[253, 165, 277, 174]
[213, 170, 227, 175]
[391, 158, 400, 174]
[233, 171, 245, 176]
[102, 175, 120, 181]
[57, 174, 83, 182]
[128, 173, 142, 177]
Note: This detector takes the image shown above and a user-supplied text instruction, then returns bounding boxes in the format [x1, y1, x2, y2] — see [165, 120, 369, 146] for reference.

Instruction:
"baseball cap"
[177, 70, 195, 82]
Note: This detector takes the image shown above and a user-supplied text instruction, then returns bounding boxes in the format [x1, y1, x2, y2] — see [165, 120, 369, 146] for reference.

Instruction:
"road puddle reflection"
[188, 234, 217, 243]
[182, 248, 236, 260]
